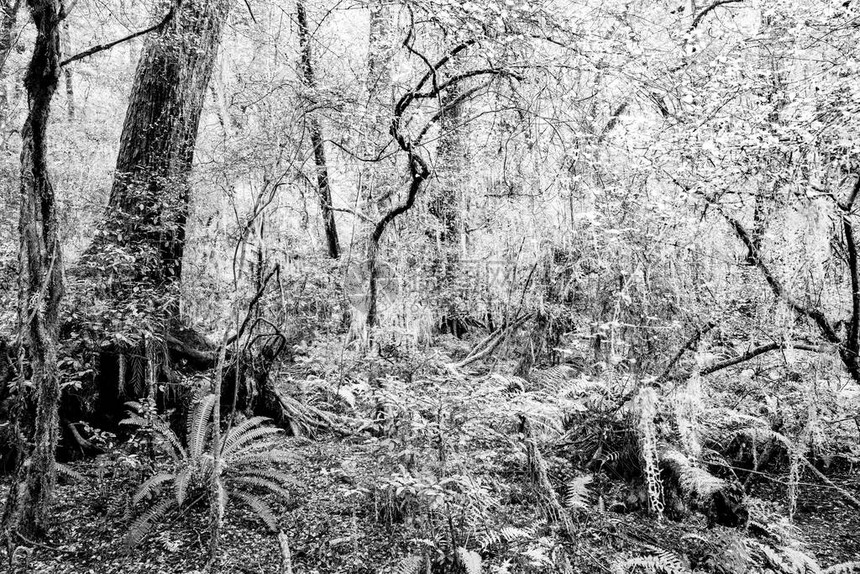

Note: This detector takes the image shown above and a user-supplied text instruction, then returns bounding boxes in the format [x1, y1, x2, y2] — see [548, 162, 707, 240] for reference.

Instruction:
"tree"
[296, 0, 339, 259]
[1, 0, 64, 542]
[83, 0, 233, 292]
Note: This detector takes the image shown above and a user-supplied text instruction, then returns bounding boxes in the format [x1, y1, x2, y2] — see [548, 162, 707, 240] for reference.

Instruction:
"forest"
[0, 0, 859, 572]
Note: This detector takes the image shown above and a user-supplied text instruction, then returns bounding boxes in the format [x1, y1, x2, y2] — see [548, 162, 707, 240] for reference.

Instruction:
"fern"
[614, 549, 689, 574]
[221, 425, 283, 456]
[222, 416, 272, 452]
[126, 499, 173, 549]
[229, 476, 293, 501]
[132, 472, 174, 505]
[124, 395, 296, 548]
[825, 563, 860, 574]
[479, 524, 534, 549]
[188, 393, 216, 458]
[564, 474, 592, 509]
[457, 547, 482, 574]
[56, 463, 85, 482]
[394, 555, 422, 574]
[232, 490, 279, 531]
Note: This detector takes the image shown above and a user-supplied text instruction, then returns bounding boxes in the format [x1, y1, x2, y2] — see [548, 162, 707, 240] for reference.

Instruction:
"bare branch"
[700, 341, 826, 376]
[690, 0, 743, 31]
[60, 2, 178, 67]
[725, 215, 841, 343]
[656, 320, 716, 382]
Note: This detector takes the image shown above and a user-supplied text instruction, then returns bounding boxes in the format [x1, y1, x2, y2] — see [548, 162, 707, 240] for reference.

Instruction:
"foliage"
[121, 394, 298, 548]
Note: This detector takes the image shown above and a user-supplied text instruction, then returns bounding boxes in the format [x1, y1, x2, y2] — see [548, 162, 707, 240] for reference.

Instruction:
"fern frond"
[126, 499, 174, 549]
[174, 467, 193, 507]
[781, 547, 822, 574]
[825, 562, 860, 574]
[394, 555, 422, 574]
[230, 476, 292, 502]
[232, 490, 279, 532]
[231, 449, 297, 467]
[564, 474, 593, 509]
[56, 463, 85, 482]
[222, 416, 272, 453]
[133, 472, 175, 505]
[120, 413, 185, 460]
[457, 547, 482, 574]
[189, 393, 216, 458]
[615, 551, 688, 574]
[229, 466, 300, 488]
[222, 426, 283, 457]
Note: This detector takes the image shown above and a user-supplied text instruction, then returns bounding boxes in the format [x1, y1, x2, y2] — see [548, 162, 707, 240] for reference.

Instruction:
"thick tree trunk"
[296, 0, 339, 259]
[1, 0, 63, 542]
[81, 0, 232, 289]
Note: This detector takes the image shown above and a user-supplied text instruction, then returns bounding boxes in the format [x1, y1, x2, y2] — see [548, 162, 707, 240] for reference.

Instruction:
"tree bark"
[1, 0, 64, 542]
[296, 0, 339, 259]
[81, 0, 232, 289]
[61, 20, 73, 120]
[431, 76, 466, 335]
[0, 0, 21, 128]
[358, 0, 393, 214]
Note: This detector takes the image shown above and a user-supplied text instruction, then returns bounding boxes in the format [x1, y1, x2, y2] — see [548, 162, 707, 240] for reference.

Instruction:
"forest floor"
[2, 432, 858, 573]
[2, 336, 859, 573]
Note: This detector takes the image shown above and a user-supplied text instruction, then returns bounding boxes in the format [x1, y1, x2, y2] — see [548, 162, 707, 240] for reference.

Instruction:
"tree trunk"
[296, 0, 339, 259]
[61, 20, 73, 120]
[431, 78, 466, 336]
[359, 0, 393, 215]
[81, 0, 232, 289]
[0, 0, 21, 128]
[1, 0, 63, 542]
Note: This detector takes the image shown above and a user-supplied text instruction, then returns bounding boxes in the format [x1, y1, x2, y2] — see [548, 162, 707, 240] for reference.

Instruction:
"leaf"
[232, 490, 279, 532]
[133, 472, 175, 505]
[126, 499, 174, 549]
[189, 393, 216, 459]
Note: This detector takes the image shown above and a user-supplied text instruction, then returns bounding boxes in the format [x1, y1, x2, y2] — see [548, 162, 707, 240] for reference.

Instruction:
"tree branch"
[690, 0, 743, 31]
[699, 341, 826, 376]
[726, 215, 841, 343]
[656, 320, 716, 382]
[60, 2, 177, 67]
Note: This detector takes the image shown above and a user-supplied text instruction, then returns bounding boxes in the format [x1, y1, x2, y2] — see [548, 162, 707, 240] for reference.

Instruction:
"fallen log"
[659, 446, 748, 527]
